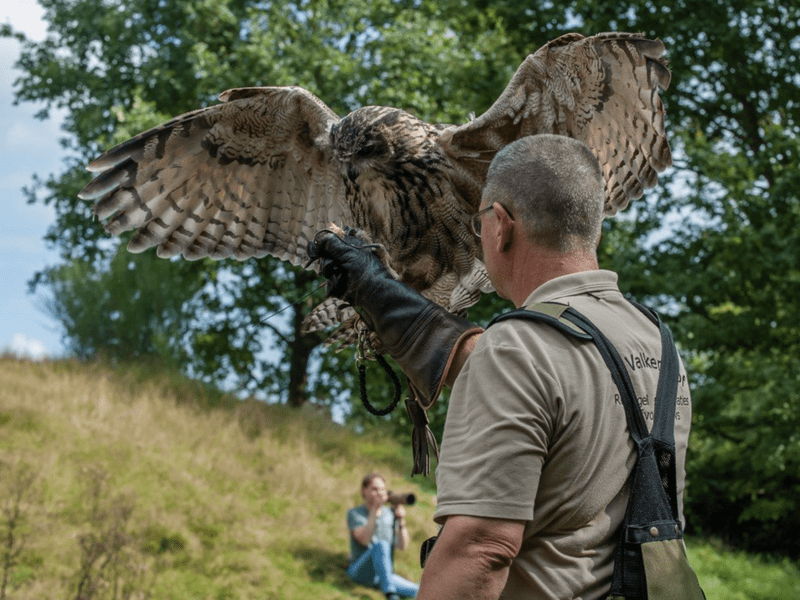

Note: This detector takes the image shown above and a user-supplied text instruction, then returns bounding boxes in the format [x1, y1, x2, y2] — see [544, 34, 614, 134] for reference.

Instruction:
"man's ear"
[493, 203, 515, 252]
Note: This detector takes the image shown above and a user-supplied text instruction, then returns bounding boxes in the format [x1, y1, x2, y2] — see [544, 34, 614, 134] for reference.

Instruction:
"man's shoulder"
[478, 305, 579, 351]
[347, 505, 368, 526]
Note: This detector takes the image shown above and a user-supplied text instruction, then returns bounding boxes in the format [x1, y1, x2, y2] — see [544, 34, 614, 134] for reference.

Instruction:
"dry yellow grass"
[0, 357, 435, 599]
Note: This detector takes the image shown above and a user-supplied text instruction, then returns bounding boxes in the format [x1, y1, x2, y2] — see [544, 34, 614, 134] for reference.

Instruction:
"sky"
[1, 0, 67, 359]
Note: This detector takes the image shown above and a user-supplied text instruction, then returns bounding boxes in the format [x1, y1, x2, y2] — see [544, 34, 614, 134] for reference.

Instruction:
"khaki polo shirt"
[434, 270, 692, 600]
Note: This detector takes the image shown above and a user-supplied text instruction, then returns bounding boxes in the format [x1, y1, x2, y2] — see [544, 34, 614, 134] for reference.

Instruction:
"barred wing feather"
[79, 86, 347, 268]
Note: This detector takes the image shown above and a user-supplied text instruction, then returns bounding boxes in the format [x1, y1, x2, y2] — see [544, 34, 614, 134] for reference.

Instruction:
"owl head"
[332, 106, 430, 179]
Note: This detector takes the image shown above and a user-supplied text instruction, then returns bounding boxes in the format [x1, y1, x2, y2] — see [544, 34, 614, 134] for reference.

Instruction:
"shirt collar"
[521, 270, 620, 307]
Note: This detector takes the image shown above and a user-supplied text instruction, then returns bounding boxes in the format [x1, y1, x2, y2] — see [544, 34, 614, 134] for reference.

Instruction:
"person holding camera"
[346, 473, 419, 599]
[314, 134, 696, 600]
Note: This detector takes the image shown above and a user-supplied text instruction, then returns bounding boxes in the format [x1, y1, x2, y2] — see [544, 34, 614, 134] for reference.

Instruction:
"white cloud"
[3, 108, 66, 152]
[2, 0, 48, 41]
[8, 333, 48, 360]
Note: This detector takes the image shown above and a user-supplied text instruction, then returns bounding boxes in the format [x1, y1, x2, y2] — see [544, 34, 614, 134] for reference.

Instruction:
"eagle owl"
[79, 32, 671, 341]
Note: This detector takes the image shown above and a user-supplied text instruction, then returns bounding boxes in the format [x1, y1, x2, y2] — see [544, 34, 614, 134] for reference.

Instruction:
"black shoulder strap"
[489, 301, 593, 341]
[632, 301, 680, 444]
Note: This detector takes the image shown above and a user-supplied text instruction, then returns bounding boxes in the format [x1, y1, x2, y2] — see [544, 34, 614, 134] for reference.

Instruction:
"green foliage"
[141, 524, 187, 556]
[9, 0, 519, 409]
[39, 243, 205, 364]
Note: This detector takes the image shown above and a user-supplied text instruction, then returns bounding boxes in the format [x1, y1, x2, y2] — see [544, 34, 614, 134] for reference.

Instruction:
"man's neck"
[507, 246, 599, 308]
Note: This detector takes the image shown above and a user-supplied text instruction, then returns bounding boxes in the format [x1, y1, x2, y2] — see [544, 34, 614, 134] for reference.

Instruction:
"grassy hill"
[1, 356, 799, 599]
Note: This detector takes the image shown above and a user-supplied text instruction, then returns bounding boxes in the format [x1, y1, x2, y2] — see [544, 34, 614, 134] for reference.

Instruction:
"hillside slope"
[3, 356, 800, 600]
[0, 357, 433, 600]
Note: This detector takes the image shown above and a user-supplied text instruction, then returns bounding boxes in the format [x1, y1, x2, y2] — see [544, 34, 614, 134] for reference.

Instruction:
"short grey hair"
[483, 134, 605, 252]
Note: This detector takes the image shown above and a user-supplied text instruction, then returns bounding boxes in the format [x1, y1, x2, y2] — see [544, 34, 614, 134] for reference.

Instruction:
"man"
[346, 473, 418, 599]
[312, 134, 692, 599]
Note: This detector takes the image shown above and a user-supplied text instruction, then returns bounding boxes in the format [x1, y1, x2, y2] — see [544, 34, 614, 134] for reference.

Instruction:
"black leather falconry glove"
[308, 228, 482, 410]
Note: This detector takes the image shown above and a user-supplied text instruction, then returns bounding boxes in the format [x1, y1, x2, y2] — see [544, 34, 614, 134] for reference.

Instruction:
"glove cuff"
[387, 305, 482, 409]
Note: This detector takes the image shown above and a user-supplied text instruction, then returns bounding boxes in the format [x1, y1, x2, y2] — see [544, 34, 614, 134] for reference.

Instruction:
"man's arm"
[417, 515, 525, 600]
[394, 510, 410, 551]
[444, 330, 482, 387]
[351, 507, 380, 547]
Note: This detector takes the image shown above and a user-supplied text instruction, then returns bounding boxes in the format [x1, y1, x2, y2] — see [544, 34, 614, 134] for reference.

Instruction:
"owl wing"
[438, 32, 672, 215]
[79, 86, 347, 267]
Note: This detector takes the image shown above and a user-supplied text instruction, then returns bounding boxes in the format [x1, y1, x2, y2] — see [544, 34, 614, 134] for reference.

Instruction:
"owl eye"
[355, 142, 379, 158]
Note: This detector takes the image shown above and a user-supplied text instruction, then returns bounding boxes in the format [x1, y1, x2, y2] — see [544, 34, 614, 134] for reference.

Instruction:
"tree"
[39, 244, 206, 363]
[4, 0, 515, 411]
[370, 0, 800, 554]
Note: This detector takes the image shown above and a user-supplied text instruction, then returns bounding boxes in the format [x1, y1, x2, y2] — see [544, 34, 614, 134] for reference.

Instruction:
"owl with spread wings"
[79, 32, 671, 342]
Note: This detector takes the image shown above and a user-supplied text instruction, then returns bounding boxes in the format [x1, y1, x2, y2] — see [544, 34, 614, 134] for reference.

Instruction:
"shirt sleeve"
[434, 325, 559, 524]
[347, 506, 367, 532]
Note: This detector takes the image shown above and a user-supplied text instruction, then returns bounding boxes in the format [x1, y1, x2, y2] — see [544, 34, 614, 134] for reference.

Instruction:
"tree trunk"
[286, 271, 324, 408]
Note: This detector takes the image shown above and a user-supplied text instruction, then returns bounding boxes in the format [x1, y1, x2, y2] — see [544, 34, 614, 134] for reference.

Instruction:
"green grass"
[1, 356, 798, 599]
[688, 538, 800, 600]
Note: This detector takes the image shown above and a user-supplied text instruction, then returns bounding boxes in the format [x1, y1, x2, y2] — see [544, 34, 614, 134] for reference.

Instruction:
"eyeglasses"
[470, 202, 514, 238]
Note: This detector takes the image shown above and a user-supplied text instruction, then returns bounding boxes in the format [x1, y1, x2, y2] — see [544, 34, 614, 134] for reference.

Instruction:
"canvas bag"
[489, 301, 705, 600]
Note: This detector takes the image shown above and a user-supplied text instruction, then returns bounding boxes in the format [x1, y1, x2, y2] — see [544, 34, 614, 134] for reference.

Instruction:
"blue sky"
[1, 0, 67, 358]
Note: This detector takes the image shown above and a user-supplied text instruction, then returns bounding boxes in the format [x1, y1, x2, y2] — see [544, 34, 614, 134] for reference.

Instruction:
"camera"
[387, 491, 416, 506]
